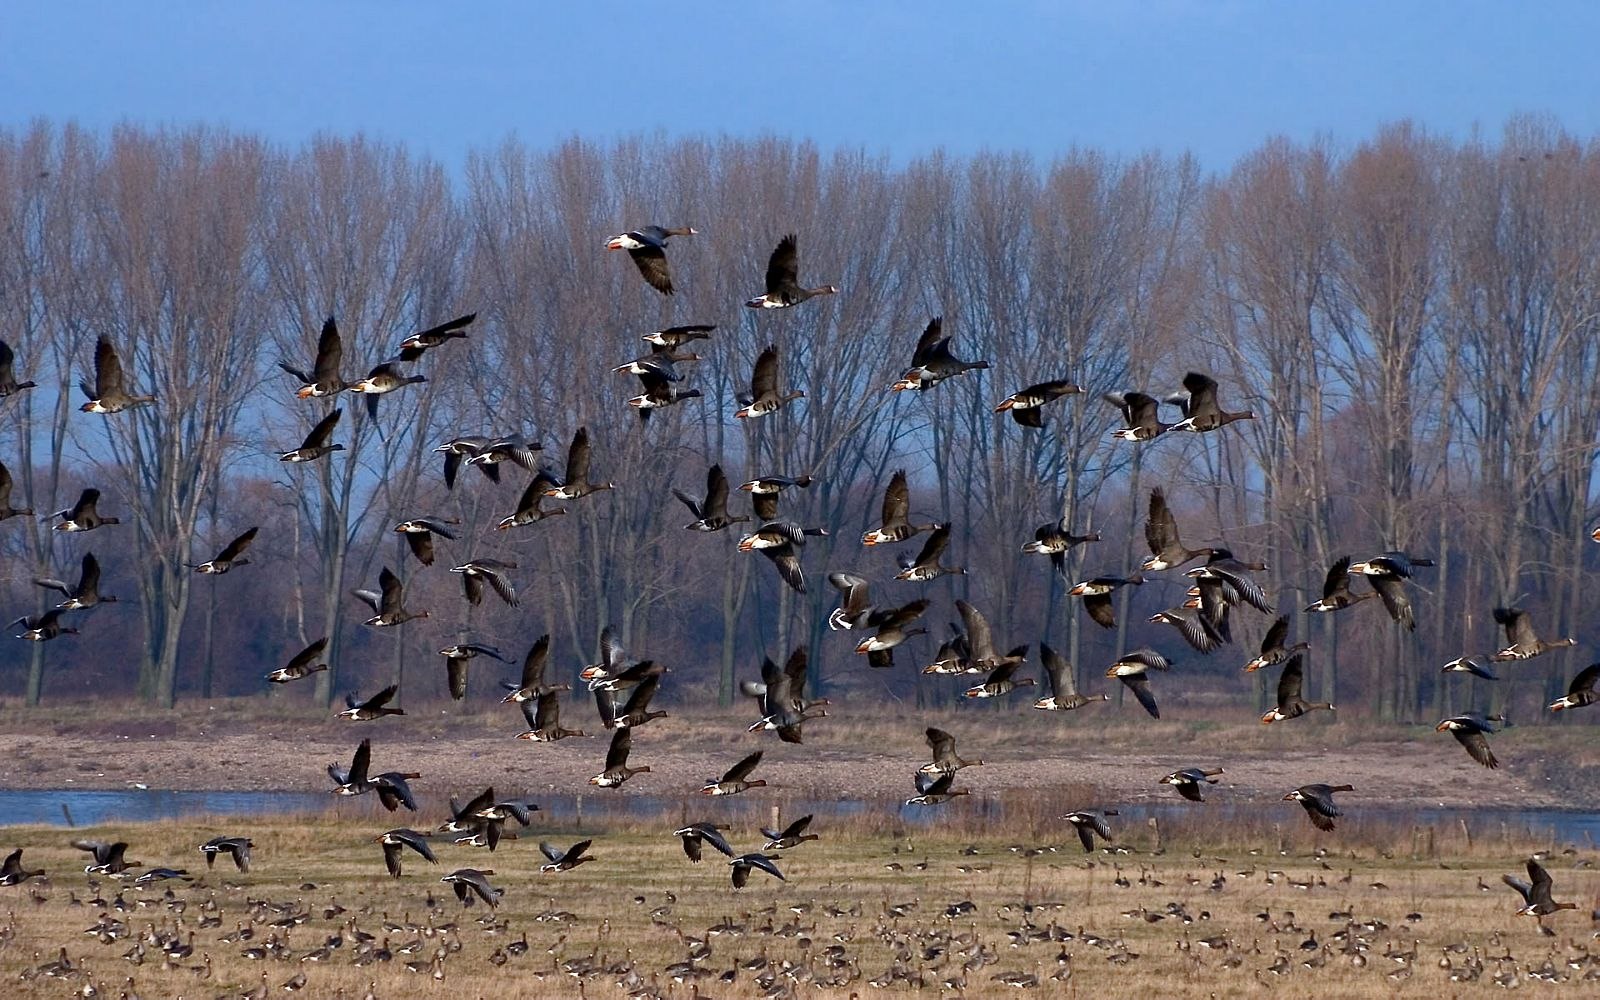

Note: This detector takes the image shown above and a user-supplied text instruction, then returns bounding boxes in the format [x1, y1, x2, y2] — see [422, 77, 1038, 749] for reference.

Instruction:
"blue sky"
[6, 2, 1597, 170]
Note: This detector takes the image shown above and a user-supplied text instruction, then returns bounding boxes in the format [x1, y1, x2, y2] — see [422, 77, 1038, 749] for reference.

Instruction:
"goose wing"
[782, 645, 809, 701]
[1371, 573, 1415, 630]
[620, 674, 660, 715]
[1082, 593, 1117, 629]
[604, 727, 633, 770]
[911, 524, 951, 568]
[520, 635, 551, 689]
[1525, 859, 1555, 906]
[93, 337, 126, 398]
[301, 408, 342, 449]
[628, 243, 674, 294]
[1144, 488, 1180, 559]
[703, 463, 731, 518]
[1277, 654, 1306, 709]
[1119, 673, 1160, 718]
[1261, 615, 1289, 654]
[764, 234, 800, 297]
[1040, 643, 1077, 698]
[564, 427, 591, 484]
[910, 317, 944, 366]
[348, 739, 371, 785]
[312, 317, 342, 384]
[1322, 557, 1353, 599]
[377, 567, 404, 614]
[881, 469, 910, 526]
[216, 527, 259, 563]
[1450, 725, 1498, 769]
[925, 727, 957, 764]
[534, 690, 563, 730]
[721, 750, 763, 783]
[748, 345, 778, 400]
[956, 600, 996, 662]
[1493, 607, 1534, 646]
[1567, 662, 1600, 697]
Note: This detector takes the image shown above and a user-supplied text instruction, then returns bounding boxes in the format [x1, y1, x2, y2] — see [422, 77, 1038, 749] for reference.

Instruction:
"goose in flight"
[352, 567, 428, 626]
[1033, 643, 1108, 711]
[744, 234, 836, 308]
[80, 336, 155, 413]
[1436, 714, 1501, 769]
[1284, 783, 1352, 832]
[265, 637, 328, 684]
[279, 316, 347, 398]
[393, 516, 457, 566]
[279, 408, 344, 463]
[375, 828, 437, 878]
[191, 527, 259, 575]
[606, 225, 696, 295]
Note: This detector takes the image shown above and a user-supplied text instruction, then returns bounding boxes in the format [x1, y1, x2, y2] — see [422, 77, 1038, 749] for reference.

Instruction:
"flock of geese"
[1, 225, 1597, 995]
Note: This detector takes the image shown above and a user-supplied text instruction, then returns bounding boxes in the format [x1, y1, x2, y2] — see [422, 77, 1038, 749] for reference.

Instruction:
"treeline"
[0, 117, 1596, 726]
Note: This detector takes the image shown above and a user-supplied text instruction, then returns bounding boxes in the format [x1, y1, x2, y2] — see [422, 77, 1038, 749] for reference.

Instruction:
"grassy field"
[0, 806, 1595, 998]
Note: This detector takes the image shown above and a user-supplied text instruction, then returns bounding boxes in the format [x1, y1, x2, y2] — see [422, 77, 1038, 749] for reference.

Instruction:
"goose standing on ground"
[590, 728, 649, 788]
[1142, 488, 1212, 571]
[441, 868, 502, 908]
[48, 488, 119, 532]
[497, 472, 568, 530]
[440, 643, 508, 701]
[735, 345, 804, 418]
[396, 312, 476, 360]
[1105, 649, 1169, 719]
[1167, 372, 1254, 432]
[1033, 643, 1108, 711]
[73, 840, 141, 876]
[676, 464, 749, 532]
[1284, 784, 1352, 832]
[1436, 714, 1500, 769]
[1491, 607, 1575, 661]
[1244, 616, 1310, 672]
[515, 690, 589, 742]
[266, 637, 328, 683]
[450, 558, 519, 608]
[895, 524, 964, 581]
[1062, 810, 1116, 853]
[1441, 655, 1499, 680]
[826, 572, 874, 630]
[328, 739, 376, 796]
[376, 829, 437, 878]
[0, 461, 33, 521]
[10, 608, 78, 642]
[606, 225, 696, 294]
[761, 814, 818, 851]
[0, 339, 37, 397]
[905, 771, 968, 805]
[862, 469, 941, 546]
[353, 567, 427, 626]
[1549, 662, 1599, 711]
[1503, 858, 1578, 919]
[34, 552, 116, 609]
[919, 727, 984, 775]
[853, 598, 930, 668]
[745, 234, 836, 309]
[674, 823, 735, 863]
[1022, 517, 1099, 575]
[501, 635, 562, 703]
[891, 316, 991, 391]
[994, 379, 1083, 427]
[545, 426, 614, 499]
[701, 750, 766, 796]
[0, 848, 45, 886]
[1160, 767, 1225, 802]
[393, 516, 457, 566]
[198, 837, 252, 872]
[539, 840, 594, 874]
[1260, 653, 1334, 724]
[338, 685, 405, 721]
[280, 316, 347, 398]
[279, 408, 344, 463]
[80, 336, 155, 413]
[191, 527, 259, 575]
[1068, 572, 1143, 629]
[1104, 390, 1169, 441]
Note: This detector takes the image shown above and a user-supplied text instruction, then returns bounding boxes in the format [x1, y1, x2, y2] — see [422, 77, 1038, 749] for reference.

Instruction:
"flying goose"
[642, 323, 716, 347]
[337, 684, 405, 721]
[1185, 549, 1273, 614]
[1503, 858, 1577, 919]
[466, 433, 543, 472]
[1244, 616, 1309, 672]
[1167, 372, 1254, 432]
[1303, 556, 1370, 613]
[0, 339, 37, 397]
[1549, 662, 1598, 711]
[0, 461, 33, 520]
[606, 225, 696, 294]
[440, 868, 503, 908]
[440, 643, 509, 701]
[1104, 390, 1169, 441]
[954, 599, 1027, 675]
[1068, 572, 1143, 629]
[435, 436, 496, 488]
[613, 342, 700, 380]
[745, 234, 836, 308]
[701, 750, 766, 796]
[862, 469, 941, 546]
[1160, 767, 1225, 802]
[963, 658, 1035, 700]
[544, 427, 614, 499]
[735, 345, 804, 418]
[905, 770, 968, 805]
[392, 516, 457, 566]
[853, 598, 931, 668]
[1348, 551, 1434, 577]
[627, 365, 702, 418]
[496, 472, 568, 530]
[191, 527, 259, 575]
[741, 645, 828, 743]
[353, 567, 427, 626]
[372, 769, 421, 812]
[1441, 655, 1498, 680]
[266, 637, 328, 683]
[375, 829, 437, 878]
[675, 464, 749, 532]
[133, 867, 191, 886]
[396, 312, 475, 359]
[1033, 643, 1108, 711]
[922, 621, 972, 675]
[72, 839, 141, 876]
[280, 316, 347, 398]
[48, 488, 119, 532]
[501, 636, 563, 703]
[1142, 488, 1212, 571]
[995, 379, 1083, 427]
[730, 853, 785, 888]
[516, 690, 589, 742]
[602, 673, 668, 730]
[450, 558, 519, 607]
[826, 572, 874, 630]
[328, 738, 376, 796]
[1062, 810, 1116, 853]
[579, 625, 632, 686]
[919, 727, 983, 775]
[738, 518, 818, 593]
[10, 608, 78, 642]
[761, 814, 818, 851]
[590, 727, 649, 787]
[1284, 783, 1352, 832]
[1491, 607, 1575, 661]
[1105, 649, 1169, 719]
[348, 360, 424, 417]
[587, 658, 664, 695]
[895, 524, 964, 581]
[1021, 517, 1099, 575]
[740, 473, 813, 494]
[279, 408, 344, 463]
[1260, 653, 1334, 724]
[538, 839, 594, 873]
[674, 823, 735, 863]
[0, 848, 44, 886]
[1436, 714, 1500, 769]
[80, 336, 155, 413]
[891, 316, 990, 392]
[198, 836, 253, 872]
[34, 552, 116, 609]
[1149, 606, 1226, 654]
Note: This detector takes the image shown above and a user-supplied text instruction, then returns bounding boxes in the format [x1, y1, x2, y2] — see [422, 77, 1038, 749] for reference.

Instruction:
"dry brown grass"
[0, 811, 1595, 998]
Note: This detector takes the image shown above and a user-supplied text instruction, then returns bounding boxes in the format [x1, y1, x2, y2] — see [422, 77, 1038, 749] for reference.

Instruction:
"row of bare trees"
[0, 118, 1596, 725]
